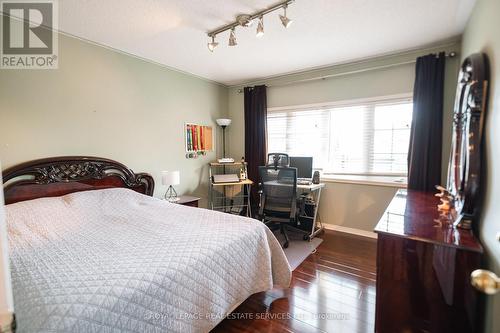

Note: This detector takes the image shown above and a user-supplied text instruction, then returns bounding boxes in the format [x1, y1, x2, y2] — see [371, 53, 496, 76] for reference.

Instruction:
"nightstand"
[176, 195, 200, 207]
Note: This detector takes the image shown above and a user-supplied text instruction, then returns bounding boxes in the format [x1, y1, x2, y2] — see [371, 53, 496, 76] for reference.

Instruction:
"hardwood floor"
[212, 230, 377, 333]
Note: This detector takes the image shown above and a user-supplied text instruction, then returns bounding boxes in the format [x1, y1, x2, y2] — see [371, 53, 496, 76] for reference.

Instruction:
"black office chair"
[267, 153, 290, 169]
[258, 166, 297, 248]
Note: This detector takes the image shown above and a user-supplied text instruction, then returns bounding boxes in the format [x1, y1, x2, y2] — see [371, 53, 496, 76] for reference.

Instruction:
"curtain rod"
[237, 51, 457, 93]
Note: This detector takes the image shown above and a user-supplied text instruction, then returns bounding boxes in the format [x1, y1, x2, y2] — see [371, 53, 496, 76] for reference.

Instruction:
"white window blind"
[267, 97, 413, 176]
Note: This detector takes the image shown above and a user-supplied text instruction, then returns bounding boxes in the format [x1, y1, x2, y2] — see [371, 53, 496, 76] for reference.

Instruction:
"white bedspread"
[6, 188, 291, 333]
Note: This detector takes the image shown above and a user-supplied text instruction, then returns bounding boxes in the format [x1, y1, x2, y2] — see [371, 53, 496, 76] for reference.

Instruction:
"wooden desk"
[211, 179, 253, 187]
[208, 162, 252, 216]
[374, 189, 483, 333]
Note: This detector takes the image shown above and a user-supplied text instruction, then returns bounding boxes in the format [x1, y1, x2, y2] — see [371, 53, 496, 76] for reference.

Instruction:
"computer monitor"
[289, 157, 313, 179]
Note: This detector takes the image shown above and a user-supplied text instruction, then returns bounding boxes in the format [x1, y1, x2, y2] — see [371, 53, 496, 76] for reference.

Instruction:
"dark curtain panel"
[244, 85, 267, 208]
[408, 52, 446, 191]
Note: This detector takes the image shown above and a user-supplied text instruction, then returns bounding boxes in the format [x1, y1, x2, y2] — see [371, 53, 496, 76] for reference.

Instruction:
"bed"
[2, 157, 291, 333]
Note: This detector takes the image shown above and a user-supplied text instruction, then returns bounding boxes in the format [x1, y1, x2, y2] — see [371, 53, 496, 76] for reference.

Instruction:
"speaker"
[312, 171, 320, 184]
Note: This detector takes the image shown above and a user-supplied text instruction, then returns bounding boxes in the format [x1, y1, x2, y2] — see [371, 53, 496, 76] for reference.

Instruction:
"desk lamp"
[162, 171, 180, 202]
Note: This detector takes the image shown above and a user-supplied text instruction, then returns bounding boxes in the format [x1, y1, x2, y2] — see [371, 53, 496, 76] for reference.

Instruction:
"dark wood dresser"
[374, 190, 483, 333]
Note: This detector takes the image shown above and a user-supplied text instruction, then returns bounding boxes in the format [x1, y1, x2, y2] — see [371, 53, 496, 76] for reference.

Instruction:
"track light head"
[256, 16, 264, 38]
[279, 15, 292, 28]
[236, 14, 254, 27]
[207, 36, 218, 52]
[280, 5, 293, 28]
[228, 28, 237, 46]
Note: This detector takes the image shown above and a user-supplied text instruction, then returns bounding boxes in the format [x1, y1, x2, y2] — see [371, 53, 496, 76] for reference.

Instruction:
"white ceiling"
[59, 0, 476, 86]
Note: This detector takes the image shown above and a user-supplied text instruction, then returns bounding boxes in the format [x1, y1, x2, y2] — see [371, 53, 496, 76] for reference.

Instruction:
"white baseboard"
[323, 224, 378, 239]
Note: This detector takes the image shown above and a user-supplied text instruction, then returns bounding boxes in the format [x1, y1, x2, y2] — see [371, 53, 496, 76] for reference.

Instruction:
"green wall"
[1, 8, 495, 328]
[227, 41, 461, 183]
[226, 41, 461, 233]
[0, 34, 227, 206]
[461, 0, 500, 331]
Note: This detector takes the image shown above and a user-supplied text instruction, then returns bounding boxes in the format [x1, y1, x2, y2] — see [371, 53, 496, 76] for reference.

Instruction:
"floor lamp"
[216, 118, 231, 158]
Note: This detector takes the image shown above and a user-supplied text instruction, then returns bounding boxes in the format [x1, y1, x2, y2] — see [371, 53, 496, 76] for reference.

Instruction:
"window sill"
[321, 174, 407, 188]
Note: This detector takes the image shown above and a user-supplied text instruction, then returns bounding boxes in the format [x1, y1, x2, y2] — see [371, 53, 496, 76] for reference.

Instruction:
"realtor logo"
[1, 0, 58, 69]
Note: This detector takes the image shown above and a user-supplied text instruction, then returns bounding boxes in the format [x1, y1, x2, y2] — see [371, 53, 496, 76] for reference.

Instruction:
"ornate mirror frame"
[447, 53, 489, 229]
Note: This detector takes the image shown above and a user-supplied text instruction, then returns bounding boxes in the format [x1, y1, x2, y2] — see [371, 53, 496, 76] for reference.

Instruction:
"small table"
[175, 195, 200, 207]
[297, 182, 325, 241]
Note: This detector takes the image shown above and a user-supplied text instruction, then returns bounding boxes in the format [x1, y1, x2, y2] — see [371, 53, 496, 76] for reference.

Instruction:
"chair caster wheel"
[283, 241, 289, 249]
[303, 235, 310, 241]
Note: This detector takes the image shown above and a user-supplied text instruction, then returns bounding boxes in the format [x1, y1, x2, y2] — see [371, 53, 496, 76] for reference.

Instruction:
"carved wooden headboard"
[2, 156, 154, 204]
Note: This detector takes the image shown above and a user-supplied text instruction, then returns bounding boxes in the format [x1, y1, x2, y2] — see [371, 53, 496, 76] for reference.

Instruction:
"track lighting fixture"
[228, 28, 237, 46]
[207, 36, 218, 52]
[236, 14, 254, 27]
[279, 5, 293, 28]
[256, 16, 264, 38]
[206, 0, 294, 51]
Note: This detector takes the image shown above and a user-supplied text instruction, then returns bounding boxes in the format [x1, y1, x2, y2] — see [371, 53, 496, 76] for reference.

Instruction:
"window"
[267, 96, 413, 176]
